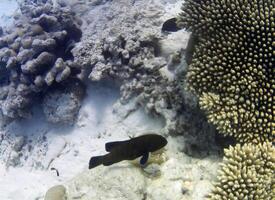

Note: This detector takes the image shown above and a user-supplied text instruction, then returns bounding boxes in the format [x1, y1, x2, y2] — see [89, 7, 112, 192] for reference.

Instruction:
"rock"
[70, 0, 180, 137]
[17, 49, 35, 64]
[10, 41, 21, 52]
[6, 57, 18, 69]
[7, 151, 21, 167]
[88, 62, 111, 81]
[44, 185, 67, 200]
[0, 38, 8, 48]
[30, 24, 44, 36]
[0, 1, 83, 120]
[143, 163, 162, 178]
[34, 75, 45, 87]
[66, 164, 147, 200]
[21, 37, 33, 49]
[70, 0, 220, 156]
[0, 110, 12, 128]
[55, 66, 71, 82]
[13, 136, 25, 152]
[45, 71, 55, 86]
[62, 145, 218, 200]
[32, 38, 56, 52]
[0, 48, 16, 63]
[21, 52, 56, 74]
[1, 91, 32, 118]
[0, 63, 10, 85]
[52, 31, 67, 43]
[42, 80, 85, 124]
[32, 14, 58, 30]
[53, 58, 66, 71]
[0, 86, 9, 100]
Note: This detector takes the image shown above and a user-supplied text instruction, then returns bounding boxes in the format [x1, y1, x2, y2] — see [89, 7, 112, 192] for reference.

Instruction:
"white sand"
[0, 83, 165, 200]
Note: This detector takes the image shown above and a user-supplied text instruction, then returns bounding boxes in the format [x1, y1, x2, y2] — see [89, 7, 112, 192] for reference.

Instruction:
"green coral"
[178, 0, 275, 143]
[206, 142, 275, 200]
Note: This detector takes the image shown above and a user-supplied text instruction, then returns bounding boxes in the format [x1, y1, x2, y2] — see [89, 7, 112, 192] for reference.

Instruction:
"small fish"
[89, 133, 167, 169]
[162, 18, 181, 32]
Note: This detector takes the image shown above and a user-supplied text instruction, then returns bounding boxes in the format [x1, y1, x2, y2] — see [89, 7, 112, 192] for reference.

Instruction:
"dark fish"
[162, 18, 181, 32]
[89, 134, 168, 169]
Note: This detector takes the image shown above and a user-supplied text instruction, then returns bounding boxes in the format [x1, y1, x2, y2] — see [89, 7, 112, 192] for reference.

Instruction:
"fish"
[161, 18, 181, 32]
[89, 133, 168, 169]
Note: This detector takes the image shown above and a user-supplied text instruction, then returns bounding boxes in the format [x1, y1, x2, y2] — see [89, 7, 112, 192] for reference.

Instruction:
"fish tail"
[89, 155, 105, 169]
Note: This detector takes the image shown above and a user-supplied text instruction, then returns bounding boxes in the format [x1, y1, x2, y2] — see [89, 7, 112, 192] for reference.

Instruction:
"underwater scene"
[0, 0, 274, 199]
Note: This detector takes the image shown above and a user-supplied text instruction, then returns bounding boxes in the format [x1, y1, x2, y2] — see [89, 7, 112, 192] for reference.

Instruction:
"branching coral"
[206, 142, 275, 200]
[178, 0, 275, 143]
[0, 1, 83, 119]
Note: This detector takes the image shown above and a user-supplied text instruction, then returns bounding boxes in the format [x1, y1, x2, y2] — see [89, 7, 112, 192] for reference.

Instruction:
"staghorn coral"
[207, 142, 275, 200]
[178, 0, 275, 143]
[0, 1, 83, 120]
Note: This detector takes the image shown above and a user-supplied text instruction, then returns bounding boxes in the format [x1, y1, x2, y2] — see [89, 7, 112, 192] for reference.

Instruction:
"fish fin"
[89, 155, 105, 169]
[102, 160, 115, 166]
[105, 141, 124, 152]
[140, 152, 149, 165]
[102, 157, 122, 166]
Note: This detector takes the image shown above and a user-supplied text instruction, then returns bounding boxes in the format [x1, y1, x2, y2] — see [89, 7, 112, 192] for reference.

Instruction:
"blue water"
[0, 0, 18, 27]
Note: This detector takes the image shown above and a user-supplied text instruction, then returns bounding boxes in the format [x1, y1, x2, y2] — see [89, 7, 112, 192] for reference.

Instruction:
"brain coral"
[178, 0, 275, 143]
[207, 142, 275, 200]
[0, 1, 83, 119]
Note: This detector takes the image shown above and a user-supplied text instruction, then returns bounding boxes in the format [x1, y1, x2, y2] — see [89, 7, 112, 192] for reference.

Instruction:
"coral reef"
[70, 0, 222, 156]
[73, 1, 179, 120]
[0, 1, 226, 199]
[0, 1, 83, 120]
[207, 142, 275, 200]
[178, 0, 275, 143]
